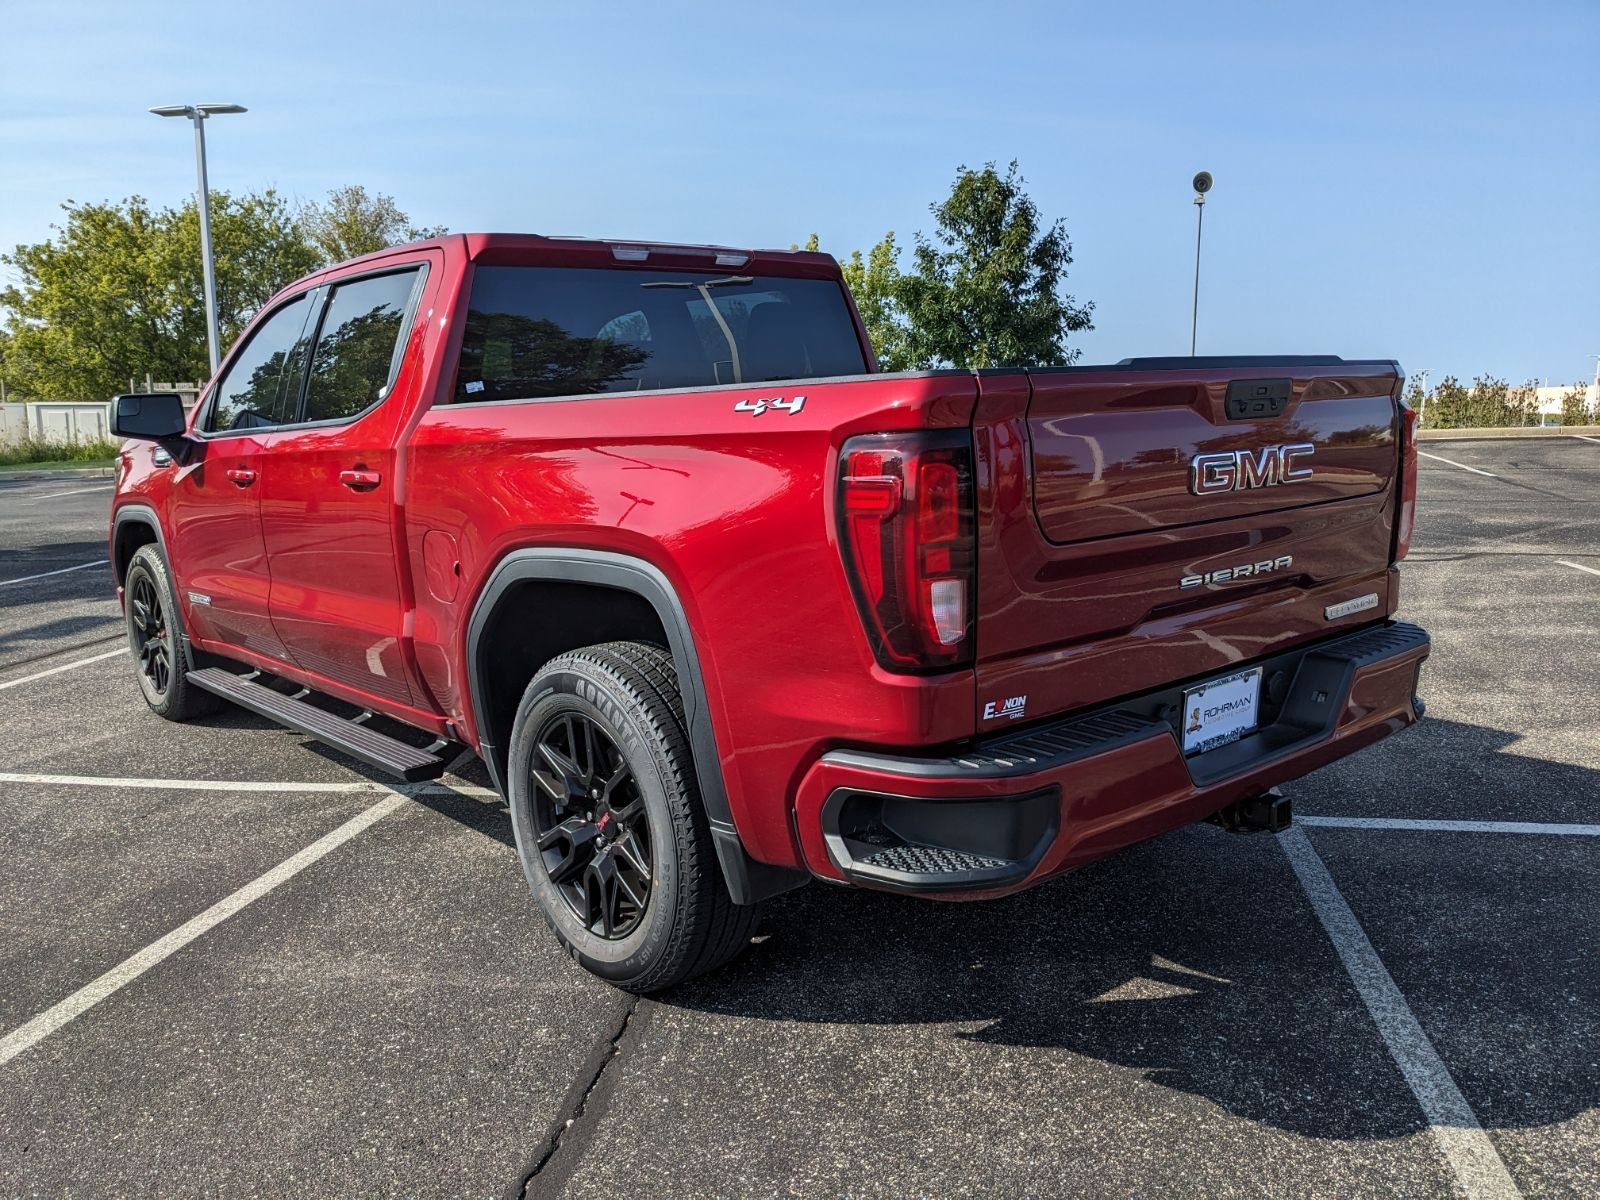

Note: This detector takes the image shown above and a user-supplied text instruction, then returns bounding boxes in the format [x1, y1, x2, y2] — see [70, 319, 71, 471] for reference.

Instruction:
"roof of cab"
[458, 233, 842, 278]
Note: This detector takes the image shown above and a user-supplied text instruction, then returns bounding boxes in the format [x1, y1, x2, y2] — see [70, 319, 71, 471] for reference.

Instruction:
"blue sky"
[3, 0, 1596, 385]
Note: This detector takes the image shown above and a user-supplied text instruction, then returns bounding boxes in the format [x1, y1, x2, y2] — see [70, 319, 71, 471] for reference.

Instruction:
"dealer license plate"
[1181, 667, 1263, 755]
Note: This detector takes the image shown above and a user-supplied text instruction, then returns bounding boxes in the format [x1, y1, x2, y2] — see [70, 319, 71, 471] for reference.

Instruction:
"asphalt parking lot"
[1, 438, 1595, 1198]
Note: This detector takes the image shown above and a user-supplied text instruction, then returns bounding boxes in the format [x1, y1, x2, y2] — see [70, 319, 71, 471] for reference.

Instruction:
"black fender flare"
[111, 504, 171, 578]
[464, 548, 805, 905]
[111, 505, 199, 673]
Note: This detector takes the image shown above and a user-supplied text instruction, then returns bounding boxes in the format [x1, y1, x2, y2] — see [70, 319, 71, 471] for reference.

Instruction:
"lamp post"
[149, 102, 247, 376]
[1190, 171, 1212, 356]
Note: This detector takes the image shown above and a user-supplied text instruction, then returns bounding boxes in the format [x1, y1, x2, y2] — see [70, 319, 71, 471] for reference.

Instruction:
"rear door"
[259, 262, 431, 706]
[972, 359, 1404, 730]
[167, 290, 316, 660]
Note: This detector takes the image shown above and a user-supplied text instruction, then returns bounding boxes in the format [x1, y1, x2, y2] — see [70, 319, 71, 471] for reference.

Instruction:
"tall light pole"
[150, 102, 247, 376]
[1189, 171, 1212, 356]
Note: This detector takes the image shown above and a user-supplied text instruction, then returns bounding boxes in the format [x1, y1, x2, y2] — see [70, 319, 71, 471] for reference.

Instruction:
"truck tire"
[507, 641, 759, 992]
[123, 544, 220, 722]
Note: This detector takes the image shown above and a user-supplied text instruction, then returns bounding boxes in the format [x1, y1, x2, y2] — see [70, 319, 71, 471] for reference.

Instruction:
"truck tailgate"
[971, 359, 1404, 732]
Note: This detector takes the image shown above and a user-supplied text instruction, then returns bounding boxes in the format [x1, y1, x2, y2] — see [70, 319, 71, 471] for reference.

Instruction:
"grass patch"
[0, 437, 121, 468]
[0, 457, 116, 474]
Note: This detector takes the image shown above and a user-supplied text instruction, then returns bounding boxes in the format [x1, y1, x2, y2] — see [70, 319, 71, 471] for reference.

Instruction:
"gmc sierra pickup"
[108, 233, 1429, 991]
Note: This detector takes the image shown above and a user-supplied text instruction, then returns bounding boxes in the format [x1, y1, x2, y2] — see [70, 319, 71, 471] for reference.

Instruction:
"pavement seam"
[0, 647, 126, 692]
[0, 631, 125, 677]
[509, 994, 643, 1200]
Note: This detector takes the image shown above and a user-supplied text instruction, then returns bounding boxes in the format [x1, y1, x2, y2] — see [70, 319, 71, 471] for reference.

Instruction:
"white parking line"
[1570, 434, 1600, 444]
[26, 486, 113, 500]
[0, 559, 109, 588]
[0, 770, 500, 798]
[1299, 815, 1600, 836]
[1416, 451, 1499, 478]
[1279, 828, 1522, 1199]
[0, 791, 411, 1067]
[1555, 559, 1600, 579]
[0, 648, 126, 691]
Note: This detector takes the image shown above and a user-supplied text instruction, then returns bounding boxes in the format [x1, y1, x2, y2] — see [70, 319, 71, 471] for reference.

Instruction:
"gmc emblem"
[1189, 443, 1315, 495]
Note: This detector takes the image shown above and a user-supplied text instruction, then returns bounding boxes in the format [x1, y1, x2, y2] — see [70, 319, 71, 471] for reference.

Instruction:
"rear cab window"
[451, 266, 867, 403]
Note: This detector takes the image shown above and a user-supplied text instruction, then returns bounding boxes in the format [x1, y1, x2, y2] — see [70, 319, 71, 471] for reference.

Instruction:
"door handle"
[225, 467, 257, 487]
[340, 468, 382, 491]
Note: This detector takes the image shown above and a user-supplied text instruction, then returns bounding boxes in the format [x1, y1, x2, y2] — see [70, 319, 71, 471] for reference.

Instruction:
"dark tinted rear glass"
[452, 266, 867, 403]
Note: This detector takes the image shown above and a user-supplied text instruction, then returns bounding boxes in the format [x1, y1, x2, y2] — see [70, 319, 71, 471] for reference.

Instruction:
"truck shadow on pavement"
[656, 718, 1599, 1143]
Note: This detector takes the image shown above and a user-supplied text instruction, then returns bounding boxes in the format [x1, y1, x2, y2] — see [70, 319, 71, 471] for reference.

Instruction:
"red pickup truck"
[108, 234, 1429, 991]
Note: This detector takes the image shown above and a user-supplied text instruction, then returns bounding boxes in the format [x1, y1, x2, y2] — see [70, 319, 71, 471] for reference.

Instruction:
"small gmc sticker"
[983, 694, 1027, 721]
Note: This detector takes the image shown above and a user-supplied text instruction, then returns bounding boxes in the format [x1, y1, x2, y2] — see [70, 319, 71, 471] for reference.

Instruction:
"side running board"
[187, 667, 454, 782]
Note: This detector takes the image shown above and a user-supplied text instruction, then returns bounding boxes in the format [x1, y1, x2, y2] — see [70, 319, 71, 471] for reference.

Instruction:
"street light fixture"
[150, 102, 247, 375]
[1189, 171, 1212, 356]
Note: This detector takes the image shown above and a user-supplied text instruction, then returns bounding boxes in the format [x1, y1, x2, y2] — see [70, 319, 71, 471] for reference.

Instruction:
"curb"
[0, 465, 116, 482]
[1418, 426, 1600, 442]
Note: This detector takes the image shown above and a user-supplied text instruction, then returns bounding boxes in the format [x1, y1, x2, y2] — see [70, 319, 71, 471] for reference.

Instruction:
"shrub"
[0, 436, 122, 467]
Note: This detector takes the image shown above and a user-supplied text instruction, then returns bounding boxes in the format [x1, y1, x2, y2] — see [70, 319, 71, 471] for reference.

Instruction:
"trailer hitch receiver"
[1209, 787, 1292, 834]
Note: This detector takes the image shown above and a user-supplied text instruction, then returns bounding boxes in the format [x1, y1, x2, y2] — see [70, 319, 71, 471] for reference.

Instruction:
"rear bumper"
[796, 620, 1430, 897]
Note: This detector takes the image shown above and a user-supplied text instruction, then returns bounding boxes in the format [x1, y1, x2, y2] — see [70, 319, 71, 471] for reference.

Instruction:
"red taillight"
[838, 432, 975, 671]
[1395, 398, 1419, 561]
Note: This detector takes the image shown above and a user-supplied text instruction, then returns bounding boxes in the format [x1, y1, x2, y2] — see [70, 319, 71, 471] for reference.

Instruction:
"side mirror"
[110, 392, 188, 441]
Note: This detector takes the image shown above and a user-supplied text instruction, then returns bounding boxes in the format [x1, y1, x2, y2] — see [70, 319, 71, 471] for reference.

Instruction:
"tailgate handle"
[1225, 378, 1291, 420]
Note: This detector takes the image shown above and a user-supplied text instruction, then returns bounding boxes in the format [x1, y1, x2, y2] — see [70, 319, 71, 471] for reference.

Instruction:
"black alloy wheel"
[529, 711, 653, 940]
[129, 572, 172, 696]
[508, 641, 762, 991]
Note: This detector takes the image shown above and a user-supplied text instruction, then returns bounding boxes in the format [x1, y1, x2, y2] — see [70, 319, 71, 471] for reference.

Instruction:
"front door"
[168, 289, 316, 661]
[260, 263, 429, 707]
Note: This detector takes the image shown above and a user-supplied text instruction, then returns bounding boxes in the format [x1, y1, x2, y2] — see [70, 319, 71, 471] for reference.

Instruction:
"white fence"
[0, 402, 113, 447]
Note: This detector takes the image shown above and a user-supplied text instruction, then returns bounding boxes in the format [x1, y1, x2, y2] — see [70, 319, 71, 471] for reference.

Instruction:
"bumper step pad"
[856, 844, 1013, 875]
[187, 667, 453, 782]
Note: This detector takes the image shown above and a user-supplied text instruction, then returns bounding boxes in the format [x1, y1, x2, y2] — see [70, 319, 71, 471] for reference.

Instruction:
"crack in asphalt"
[0, 630, 124, 676]
[508, 993, 642, 1200]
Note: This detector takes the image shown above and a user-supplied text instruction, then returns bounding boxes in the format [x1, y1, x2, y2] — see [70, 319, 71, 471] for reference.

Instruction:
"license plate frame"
[1181, 666, 1264, 756]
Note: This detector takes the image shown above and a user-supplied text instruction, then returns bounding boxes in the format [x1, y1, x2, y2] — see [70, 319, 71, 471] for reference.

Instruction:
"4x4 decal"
[734, 395, 806, 417]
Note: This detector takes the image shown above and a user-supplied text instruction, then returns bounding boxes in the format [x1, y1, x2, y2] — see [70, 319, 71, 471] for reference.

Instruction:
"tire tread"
[521, 640, 758, 991]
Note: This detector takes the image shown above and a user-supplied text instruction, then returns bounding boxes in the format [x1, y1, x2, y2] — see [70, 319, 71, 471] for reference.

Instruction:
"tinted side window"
[204, 294, 313, 433]
[452, 267, 867, 403]
[301, 269, 421, 423]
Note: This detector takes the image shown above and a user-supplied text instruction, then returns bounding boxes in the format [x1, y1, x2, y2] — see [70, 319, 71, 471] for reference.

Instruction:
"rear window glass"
[452, 266, 867, 403]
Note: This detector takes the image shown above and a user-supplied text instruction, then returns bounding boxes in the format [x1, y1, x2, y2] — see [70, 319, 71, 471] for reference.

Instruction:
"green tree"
[298, 185, 445, 263]
[1465, 375, 1516, 427]
[839, 233, 912, 371]
[1558, 383, 1595, 427]
[1402, 376, 1427, 422]
[1, 192, 318, 401]
[897, 160, 1093, 368]
[1426, 375, 1471, 428]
